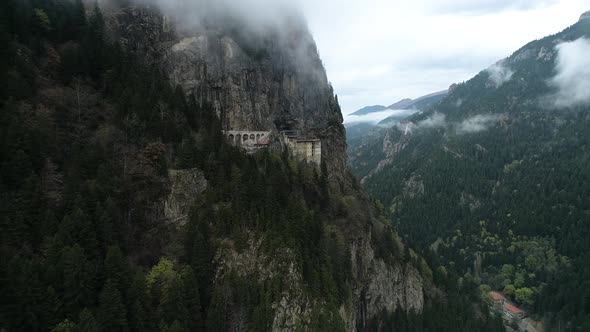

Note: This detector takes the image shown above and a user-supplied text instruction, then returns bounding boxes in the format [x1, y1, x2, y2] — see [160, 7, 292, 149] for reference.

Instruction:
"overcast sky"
[297, 0, 590, 115]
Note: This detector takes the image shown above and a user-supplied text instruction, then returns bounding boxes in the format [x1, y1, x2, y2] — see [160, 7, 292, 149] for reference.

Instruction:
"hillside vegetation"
[351, 16, 590, 331]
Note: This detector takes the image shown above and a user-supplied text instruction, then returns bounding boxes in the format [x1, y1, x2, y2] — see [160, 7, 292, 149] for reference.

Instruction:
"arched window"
[243, 134, 248, 142]
[228, 134, 234, 142]
[250, 134, 255, 140]
[256, 134, 260, 140]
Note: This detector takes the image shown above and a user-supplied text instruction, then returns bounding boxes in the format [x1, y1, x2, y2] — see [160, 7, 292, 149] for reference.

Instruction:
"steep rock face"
[107, 6, 346, 174]
[215, 236, 314, 331]
[164, 168, 207, 225]
[106, 5, 424, 330]
[215, 230, 424, 331]
[161, 27, 346, 172]
[356, 129, 409, 184]
[349, 234, 424, 329]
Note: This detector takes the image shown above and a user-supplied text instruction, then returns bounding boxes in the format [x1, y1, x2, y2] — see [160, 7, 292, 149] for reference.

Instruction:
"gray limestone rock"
[164, 168, 207, 226]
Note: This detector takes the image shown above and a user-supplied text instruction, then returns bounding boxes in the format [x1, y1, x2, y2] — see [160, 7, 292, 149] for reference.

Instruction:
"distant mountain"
[379, 90, 448, 125]
[349, 90, 448, 117]
[348, 105, 387, 116]
[387, 98, 414, 109]
[386, 90, 448, 111]
[403, 90, 448, 110]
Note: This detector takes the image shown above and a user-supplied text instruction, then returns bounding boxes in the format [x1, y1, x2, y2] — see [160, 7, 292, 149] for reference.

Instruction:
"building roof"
[504, 304, 523, 315]
[255, 137, 269, 146]
[489, 291, 505, 301]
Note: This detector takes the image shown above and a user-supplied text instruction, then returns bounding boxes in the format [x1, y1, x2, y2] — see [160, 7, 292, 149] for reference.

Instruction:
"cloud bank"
[131, 0, 304, 32]
[344, 109, 418, 125]
[417, 112, 447, 129]
[397, 112, 502, 135]
[548, 38, 590, 108]
[429, 0, 560, 15]
[486, 61, 514, 88]
[457, 114, 502, 134]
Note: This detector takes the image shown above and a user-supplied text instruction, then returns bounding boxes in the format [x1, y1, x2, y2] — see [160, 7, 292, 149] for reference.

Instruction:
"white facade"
[223, 130, 271, 152]
[282, 132, 321, 165]
[294, 140, 322, 165]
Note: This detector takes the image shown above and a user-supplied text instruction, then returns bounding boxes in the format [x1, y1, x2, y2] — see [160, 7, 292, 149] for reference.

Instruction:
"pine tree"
[97, 279, 128, 332]
[73, 0, 86, 33]
[185, 217, 213, 310]
[103, 245, 128, 292]
[180, 266, 204, 331]
[126, 271, 150, 332]
[61, 245, 95, 317]
[205, 288, 227, 332]
[77, 308, 99, 332]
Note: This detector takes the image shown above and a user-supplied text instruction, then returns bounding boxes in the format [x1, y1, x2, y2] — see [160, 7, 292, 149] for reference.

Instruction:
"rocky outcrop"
[360, 130, 409, 184]
[403, 175, 425, 199]
[164, 168, 207, 225]
[215, 236, 314, 331]
[215, 230, 425, 332]
[580, 10, 590, 21]
[349, 233, 424, 330]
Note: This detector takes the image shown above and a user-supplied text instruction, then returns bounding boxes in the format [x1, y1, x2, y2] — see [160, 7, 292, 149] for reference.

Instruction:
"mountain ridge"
[349, 90, 448, 117]
[349, 13, 590, 330]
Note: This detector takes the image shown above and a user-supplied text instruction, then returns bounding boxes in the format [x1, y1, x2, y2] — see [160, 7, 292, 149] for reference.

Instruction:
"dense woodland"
[0, 0, 506, 331]
[352, 17, 590, 331]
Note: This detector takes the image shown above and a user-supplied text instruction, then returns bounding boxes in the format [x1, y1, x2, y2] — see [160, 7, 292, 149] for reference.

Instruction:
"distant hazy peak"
[388, 98, 414, 110]
[349, 105, 387, 116]
[581, 10, 590, 21]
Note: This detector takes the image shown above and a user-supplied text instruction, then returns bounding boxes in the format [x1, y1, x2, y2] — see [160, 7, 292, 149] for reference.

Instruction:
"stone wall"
[223, 130, 271, 152]
[294, 139, 321, 165]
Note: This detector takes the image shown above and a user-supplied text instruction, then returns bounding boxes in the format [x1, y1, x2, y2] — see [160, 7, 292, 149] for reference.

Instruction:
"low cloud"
[429, 0, 559, 15]
[548, 38, 590, 109]
[394, 112, 446, 135]
[344, 109, 417, 125]
[456, 114, 502, 134]
[417, 112, 447, 129]
[486, 61, 513, 88]
[126, 0, 304, 34]
[396, 112, 503, 136]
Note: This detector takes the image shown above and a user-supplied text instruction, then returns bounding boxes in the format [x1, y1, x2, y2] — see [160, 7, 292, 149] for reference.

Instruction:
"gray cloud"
[397, 113, 503, 136]
[486, 61, 513, 88]
[345, 109, 417, 125]
[125, 0, 305, 35]
[548, 38, 590, 108]
[456, 114, 502, 134]
[430, 0, 559, 15]
[417, 112, 447, 129]
[394, 112, 447, 135]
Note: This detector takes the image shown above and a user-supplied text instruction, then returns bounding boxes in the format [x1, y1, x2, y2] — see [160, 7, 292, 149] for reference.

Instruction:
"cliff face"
[211, 226, 424, 331]
[107, 6, 346, 174]
[107, 5, 424, 330]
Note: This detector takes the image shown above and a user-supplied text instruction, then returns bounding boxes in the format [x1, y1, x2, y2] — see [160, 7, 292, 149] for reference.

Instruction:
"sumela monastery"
[222, 130, 322, 165]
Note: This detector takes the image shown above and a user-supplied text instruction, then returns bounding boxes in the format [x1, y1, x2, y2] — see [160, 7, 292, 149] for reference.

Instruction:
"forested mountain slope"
[350, 14, 590, 330]
[0, 0, 504, 331]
